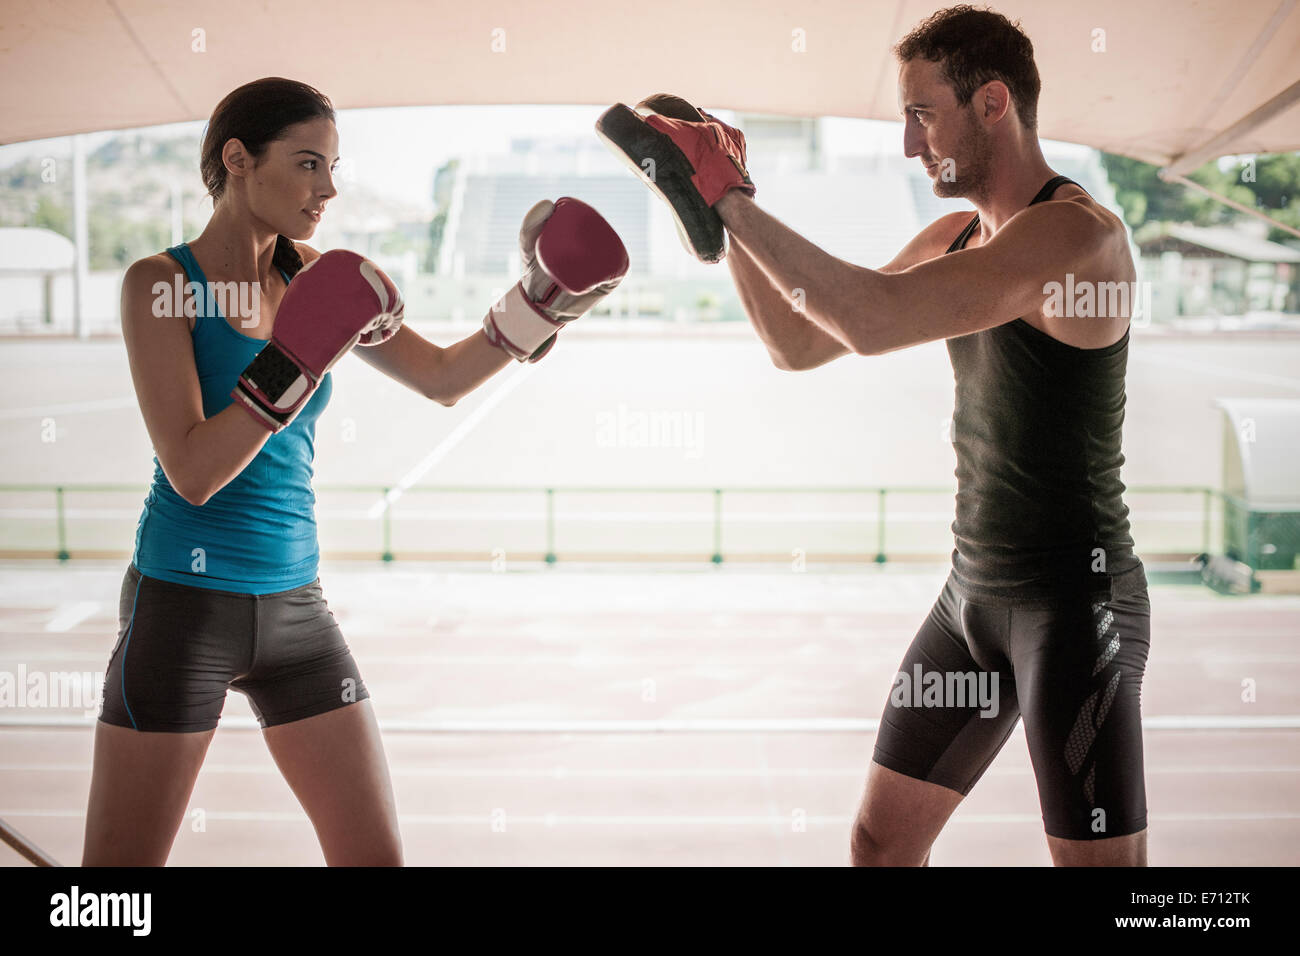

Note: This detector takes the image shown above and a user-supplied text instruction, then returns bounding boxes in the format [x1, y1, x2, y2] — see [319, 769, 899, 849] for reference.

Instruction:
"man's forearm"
[727, 239, 816, 367]
[719, 192, 886, 354]
[727, 240, 851, 370]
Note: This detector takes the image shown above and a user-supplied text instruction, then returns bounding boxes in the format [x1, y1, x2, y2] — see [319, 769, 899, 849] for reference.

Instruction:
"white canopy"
[1217, 399, 1300, 510]
[0, 228, 75, 273]
[4, 0, 1298, 171]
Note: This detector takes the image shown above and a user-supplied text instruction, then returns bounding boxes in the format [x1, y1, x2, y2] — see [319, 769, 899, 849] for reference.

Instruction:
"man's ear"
[978, 81, 1012, 126]
[221, 137, 251, 184]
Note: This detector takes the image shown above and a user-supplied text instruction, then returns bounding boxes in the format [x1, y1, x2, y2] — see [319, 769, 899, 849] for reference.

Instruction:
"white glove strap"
[483, 282, 563, 360]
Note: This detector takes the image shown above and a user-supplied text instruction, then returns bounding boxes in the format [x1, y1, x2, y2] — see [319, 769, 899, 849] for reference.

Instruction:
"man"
[599, 5, 1151, 866]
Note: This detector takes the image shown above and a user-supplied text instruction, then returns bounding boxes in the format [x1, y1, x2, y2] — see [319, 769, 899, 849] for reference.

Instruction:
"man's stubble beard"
[933, 106, 993, 207]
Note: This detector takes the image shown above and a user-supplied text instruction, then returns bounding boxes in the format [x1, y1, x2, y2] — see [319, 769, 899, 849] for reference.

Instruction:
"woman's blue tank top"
[130, 243, 332, 594]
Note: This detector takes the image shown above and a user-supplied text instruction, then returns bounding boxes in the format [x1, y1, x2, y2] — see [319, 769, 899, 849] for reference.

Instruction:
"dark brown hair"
[893, 5, 1041, 131]
[199, 77, 335, 276]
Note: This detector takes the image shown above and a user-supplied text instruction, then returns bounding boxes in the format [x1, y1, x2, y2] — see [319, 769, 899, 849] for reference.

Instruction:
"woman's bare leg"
[82, 722, 215, 866]
[261, 701, 402, 866]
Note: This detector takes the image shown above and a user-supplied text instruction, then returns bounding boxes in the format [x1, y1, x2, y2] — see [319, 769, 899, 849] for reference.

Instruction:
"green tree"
[1246, 153, 1300, 243]
[377, 229, 413, 256]
[425, 158, 459, 272]
[87, 207, 168, 269]
[31, 194, 71, 236]
[1101, 150, 1300, 243]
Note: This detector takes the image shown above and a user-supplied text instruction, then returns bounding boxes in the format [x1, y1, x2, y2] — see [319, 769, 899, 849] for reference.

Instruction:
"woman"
[84, 77, 627, 865]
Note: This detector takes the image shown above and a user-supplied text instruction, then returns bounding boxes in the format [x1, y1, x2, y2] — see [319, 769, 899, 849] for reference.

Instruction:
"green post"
[1201, 488, 1211, 557]
[874, 488, 887, 563]
[381, 489, 393, 562]
[545, 488, 557, 564]
[55, 486, 69, 562]
[711, 489, 723, 564]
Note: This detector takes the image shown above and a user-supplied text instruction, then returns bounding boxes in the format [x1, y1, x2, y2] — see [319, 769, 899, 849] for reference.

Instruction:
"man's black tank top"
[943, 174, 1145, 607]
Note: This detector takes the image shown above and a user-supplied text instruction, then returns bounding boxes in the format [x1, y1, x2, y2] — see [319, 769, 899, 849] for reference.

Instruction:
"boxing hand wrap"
[641, 113, 755, 207]
[232, 250, 399, 432]
[698, 109, 749, 171]
[482, 282, 566, 363]
[483, 197, 629, 362]
[636, 94, 750, 167]
[595, 94, 753, 263]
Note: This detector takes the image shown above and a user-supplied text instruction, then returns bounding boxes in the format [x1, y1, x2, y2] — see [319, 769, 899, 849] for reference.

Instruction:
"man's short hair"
[894, 5, 1041, 131]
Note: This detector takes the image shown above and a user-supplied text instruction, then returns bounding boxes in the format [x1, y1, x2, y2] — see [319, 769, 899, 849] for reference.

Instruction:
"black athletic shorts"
[99, 563, 370, 733]
[872, 572, 1152, 840]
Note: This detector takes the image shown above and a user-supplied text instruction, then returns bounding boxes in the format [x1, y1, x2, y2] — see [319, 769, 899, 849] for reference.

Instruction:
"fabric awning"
[3, 0, 1298, 170]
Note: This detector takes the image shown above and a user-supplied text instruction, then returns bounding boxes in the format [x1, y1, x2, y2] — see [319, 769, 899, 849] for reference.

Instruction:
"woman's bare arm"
[120, 255, 273, 506]
[349, 325, 513, 406]
[291, 243, 512, 406]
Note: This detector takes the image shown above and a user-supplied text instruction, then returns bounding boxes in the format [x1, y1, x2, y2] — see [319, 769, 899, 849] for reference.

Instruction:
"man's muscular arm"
[727, 240, 848, 371]
[726, 210, 976, 370]
[717, 191, 1120, 356]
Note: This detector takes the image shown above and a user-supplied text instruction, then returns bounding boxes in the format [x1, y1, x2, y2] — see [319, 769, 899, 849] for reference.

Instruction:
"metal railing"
[0, 482, 1229, 564]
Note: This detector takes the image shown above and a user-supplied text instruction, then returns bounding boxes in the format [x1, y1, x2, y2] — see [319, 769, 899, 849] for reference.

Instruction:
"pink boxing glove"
[482, 197, 629, 362]
[232, 250, 401, 432]
[356, 262, 404, 345]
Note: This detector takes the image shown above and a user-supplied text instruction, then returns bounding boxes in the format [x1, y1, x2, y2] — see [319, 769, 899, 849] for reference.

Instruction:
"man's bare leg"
[1048, 830, 1147, 866]
[851, 761, 964, 866]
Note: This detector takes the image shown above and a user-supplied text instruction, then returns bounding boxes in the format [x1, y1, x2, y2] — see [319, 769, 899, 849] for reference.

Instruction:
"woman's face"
[237, 117, 340, 240]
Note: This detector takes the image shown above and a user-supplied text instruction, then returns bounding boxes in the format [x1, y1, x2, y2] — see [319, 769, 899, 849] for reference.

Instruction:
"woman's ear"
[221, 137, 250, 185]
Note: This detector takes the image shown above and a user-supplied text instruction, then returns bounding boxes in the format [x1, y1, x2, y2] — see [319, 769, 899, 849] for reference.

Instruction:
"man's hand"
[596, 93, 754, 263]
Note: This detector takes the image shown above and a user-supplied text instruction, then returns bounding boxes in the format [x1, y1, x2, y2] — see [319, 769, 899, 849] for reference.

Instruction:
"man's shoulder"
[1006, 183, 1128, 270]
[927, 209, 979, 242]
[1044, 182, 1126, 240]
[883, 210, 978, 271]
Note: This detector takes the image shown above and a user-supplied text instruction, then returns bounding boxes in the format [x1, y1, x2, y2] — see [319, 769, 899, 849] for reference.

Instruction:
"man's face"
[898, 57, 993, 201]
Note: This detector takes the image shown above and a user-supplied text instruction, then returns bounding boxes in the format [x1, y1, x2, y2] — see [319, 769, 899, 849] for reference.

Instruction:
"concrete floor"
[2, 561, 1297, 866]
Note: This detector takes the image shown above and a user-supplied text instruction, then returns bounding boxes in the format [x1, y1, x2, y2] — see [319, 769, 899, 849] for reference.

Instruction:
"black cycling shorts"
[872, 572, 1152, 840]
[99, 563, 369, 733]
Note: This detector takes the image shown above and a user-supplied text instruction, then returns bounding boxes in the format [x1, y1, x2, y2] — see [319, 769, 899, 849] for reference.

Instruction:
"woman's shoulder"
[120, 251, 197, 333]
[122, 251, 185, 291]
[293, 242, 323, 266]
